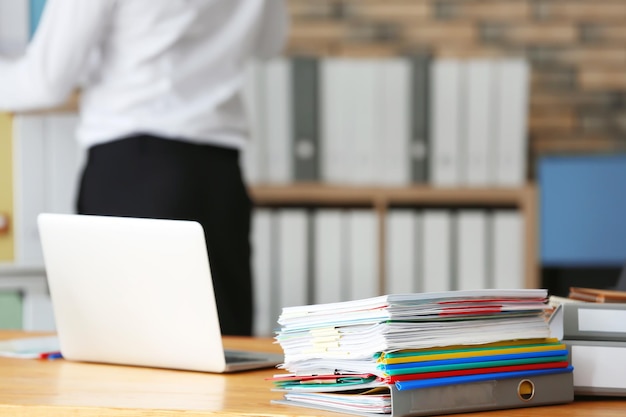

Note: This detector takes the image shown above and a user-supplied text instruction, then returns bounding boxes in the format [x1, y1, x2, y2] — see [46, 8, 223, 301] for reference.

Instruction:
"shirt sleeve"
[0, 0, 115, 112]
[253, 0, 289, 60]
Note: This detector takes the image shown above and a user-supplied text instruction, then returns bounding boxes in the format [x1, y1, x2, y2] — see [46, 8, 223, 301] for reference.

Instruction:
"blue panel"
[29, 0, 47, 39]
[539, 154, 626, 267]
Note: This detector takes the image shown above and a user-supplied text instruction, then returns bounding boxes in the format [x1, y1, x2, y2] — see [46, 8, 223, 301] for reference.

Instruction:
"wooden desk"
[0, 332, 624, 417]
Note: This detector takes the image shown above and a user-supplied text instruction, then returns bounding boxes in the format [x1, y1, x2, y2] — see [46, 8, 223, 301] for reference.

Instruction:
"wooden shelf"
[251, 183, 536, 207]
[250, 183, 539, 291]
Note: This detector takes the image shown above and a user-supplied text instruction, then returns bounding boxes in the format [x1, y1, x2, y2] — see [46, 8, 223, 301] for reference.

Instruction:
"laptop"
[37, 213, 282, 373]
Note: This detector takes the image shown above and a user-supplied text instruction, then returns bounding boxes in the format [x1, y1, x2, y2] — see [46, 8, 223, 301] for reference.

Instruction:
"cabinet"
[250, 183, 538, 291]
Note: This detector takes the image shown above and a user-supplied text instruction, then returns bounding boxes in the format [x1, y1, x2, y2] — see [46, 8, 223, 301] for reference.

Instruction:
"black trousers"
[77, 134, 253, 336]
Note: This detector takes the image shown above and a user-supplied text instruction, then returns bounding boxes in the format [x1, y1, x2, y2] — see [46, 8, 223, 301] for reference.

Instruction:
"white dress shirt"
[0, 0, 288, 150]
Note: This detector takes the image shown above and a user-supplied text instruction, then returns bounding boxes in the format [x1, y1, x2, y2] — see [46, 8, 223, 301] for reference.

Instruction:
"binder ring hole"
[517, 379, 535, 401]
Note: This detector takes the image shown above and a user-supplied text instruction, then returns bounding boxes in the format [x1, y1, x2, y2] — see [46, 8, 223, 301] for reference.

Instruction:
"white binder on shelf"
[494, 58, 530, 186]
[12, 115, 47, 267]
[464, 59, 495, 186]
[456, 210, 488, 290]
[241, 60, 266, 185]
[421, 210, 452, 292]
[348, 60, 379, 185]
[263, 58, 292, 184]
[22, 292, 56, 331]
[379, 59, 411, 186]
[313, 210, 345, 304]
[13, 114, 84, 267]
[347, 210, 379, 300]
[45, 114, 83, 214]
[429, 59, 464, 187]
[0, 0, 29, 55]
[320, 59, 350, 184]
[386, 210, 419, 294]
[277, 210, 308, 308]
[491, 210, 524, 289]
[251, 209, 275, 337]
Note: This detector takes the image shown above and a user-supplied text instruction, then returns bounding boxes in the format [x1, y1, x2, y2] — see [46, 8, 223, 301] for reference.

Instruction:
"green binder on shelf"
[0, 291, 23, 329]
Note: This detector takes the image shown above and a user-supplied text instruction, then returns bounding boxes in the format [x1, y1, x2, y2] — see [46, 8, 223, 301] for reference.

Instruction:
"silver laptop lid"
[38, 213, 230, 372]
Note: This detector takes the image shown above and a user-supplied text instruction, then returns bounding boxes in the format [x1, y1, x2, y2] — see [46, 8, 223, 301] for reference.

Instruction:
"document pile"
[272, 289, 574, 416]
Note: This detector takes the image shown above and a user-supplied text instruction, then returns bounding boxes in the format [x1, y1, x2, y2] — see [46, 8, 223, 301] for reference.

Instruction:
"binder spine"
[390, 372, 573, 417]
[292, 57, 320, 182]
[410, 55, 430, 184]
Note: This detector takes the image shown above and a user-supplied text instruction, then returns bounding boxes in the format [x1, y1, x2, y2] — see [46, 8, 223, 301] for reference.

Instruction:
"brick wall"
[286, 0, 626, 178]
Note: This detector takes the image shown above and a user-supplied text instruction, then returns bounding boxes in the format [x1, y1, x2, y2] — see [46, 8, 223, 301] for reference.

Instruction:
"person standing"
[0, 0, 289, 335]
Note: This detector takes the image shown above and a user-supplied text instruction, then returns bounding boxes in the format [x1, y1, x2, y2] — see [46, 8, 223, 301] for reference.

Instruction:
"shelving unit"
[250, 183, 538, 292]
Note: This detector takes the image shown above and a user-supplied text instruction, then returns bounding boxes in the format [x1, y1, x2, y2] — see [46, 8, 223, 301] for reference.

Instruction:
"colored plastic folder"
[395, 366, 573, 391]
[385, 361, 570, 383]
[378, 338, 565, 364]
[380, 354, 569, 376]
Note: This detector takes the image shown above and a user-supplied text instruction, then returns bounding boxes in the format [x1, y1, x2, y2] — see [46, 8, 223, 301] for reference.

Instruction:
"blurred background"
[1, 0, 625, 335]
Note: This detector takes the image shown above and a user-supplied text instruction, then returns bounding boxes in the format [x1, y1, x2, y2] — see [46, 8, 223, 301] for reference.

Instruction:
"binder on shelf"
[386, 210, 419, 294]
[0, 0, 29, 55]
[494, 58, 530, 186]
[12, 114, 84, 267]
[277, 209, 308, 308]
[380, 59, 411, 186]
[320, 59, 349, 184]
[421, 210, 452, 292]
[12, 115, 47, 267]
[565, 339, 626, 396]
[0, 291, 22, 329]
[350, 60, 379, 185]
[263, 58, 292, 184]
[491, 210, 524, 289]
[44, 114, 82, 214]
[291, 57, 320, 182]
[313, 210, 345, 304]
[429, 59, 463, 187]
[409, 54, 431, 184]
[251, 209, 274, 337]
[22, 291, 55, 331]
[347, 210, 379, 300]
[274, 371, 574, 417]
[456, 211, 488, 291]
[241, 60, 266, 185]
[464, 59, 495, 186]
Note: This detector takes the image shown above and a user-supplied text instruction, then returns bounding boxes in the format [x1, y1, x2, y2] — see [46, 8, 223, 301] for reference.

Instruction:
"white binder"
[464, 59, 496, 186]
[277, 210, 308, 307]
[491, 210, 524, 289]
[494, 59, 530, 186]
[251, 209, 274, 337]
[456, 210, 488, 290]
[263, 58, 292, 184]
[313, 210, 345, 304]
[386, 210, 419, 294]
[422, 210, 452, 292]
[347, 210, 379, 300]
[429, 59, 463, 187]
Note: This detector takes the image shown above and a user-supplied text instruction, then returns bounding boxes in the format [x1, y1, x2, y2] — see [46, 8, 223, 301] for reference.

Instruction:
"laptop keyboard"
[224, 350, 265, 364]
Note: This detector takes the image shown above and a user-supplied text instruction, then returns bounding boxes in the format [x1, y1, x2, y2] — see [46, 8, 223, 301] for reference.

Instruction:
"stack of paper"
[272, 289, 574, 416]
